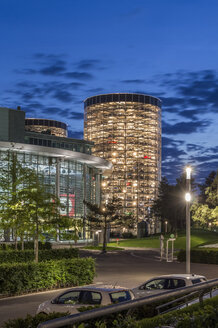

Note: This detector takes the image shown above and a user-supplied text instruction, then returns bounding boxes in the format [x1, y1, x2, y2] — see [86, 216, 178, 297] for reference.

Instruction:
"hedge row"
[2, 312, 69, 328]
[0, 257, 95, 295]
[0, 241, 51, 250]
[137, 294, 218, 328]
[0, 248, 78, 263]
[4, 296, 218, 328]
[177, 248, 218, 264]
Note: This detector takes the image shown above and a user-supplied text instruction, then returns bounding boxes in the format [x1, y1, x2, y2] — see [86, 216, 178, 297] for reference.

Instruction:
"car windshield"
[57, 291, 80, 304]
[145, 278, 186, 290]
[110, 291, 131, 303]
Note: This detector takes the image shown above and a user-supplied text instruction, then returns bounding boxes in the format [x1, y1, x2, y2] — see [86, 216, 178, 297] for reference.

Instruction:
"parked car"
[37, 285, 134, 315]
[132, 274, 207, 298]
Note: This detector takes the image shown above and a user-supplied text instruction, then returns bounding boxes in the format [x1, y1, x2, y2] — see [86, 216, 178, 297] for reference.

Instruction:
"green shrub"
[0, 248, 78, 263]
[0, 257, 95, 295]
[137, 295, 218, 328]
[122, 232, 136, 239]
[0, 241, 51, 250]
[177, 249, 218, 264]
[2, 312, 69, 328]
[4, 297, 218, 328]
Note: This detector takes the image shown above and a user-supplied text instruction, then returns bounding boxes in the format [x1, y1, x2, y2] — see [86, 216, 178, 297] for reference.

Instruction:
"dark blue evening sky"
[0, 0, 218, 184]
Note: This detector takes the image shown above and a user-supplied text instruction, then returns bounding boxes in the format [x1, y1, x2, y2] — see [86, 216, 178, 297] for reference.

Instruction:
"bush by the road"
[0, 257, 95, 296]
[0, 248, 78, 263]
[0, 241, 51, 250]
[136, 294, 218, 328]
[177, 248, 218, 264]
[3, 296, 218, 328]
[2, 312, 68, 328]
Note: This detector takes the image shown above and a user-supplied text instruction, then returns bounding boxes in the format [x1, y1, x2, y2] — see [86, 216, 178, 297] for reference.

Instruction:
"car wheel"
[38, 312, 48, 315]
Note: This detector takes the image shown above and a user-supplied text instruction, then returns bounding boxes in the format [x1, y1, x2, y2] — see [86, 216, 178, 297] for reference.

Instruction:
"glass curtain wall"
[0, 150, 100, 239]
[84, 93, 161, 221]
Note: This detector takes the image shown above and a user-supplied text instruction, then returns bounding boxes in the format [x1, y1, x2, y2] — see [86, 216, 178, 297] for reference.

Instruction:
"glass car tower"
[84, 93, 161, 221]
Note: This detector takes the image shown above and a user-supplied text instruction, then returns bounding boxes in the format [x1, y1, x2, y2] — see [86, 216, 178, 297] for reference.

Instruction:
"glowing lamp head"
[186, 166, 192, 179]
[185, 192, 191, 202]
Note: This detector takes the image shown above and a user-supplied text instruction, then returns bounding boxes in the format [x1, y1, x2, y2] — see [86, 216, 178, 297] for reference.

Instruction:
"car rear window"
[172, 279, 186, 288]
[109, 291, 131, 303]
[192, 278, 206, 284]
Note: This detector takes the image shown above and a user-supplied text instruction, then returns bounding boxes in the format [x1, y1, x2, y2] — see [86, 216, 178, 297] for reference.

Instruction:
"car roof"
[65, 285, 129, 293]
[149, 274, 206, 280]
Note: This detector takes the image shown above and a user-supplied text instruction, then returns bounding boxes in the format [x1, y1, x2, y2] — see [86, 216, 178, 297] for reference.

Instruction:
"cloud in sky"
[162, 120, 211, 135]
[122, 79, 146, 84]
[68, 129, 83, 139]
[0, 53, 217, 184]
[75, 59, 103, 70]
[64, 72, 94, 80]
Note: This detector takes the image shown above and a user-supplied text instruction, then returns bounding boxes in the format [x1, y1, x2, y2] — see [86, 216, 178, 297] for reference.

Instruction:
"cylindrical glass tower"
[84, 93, 161, 220]
[25, 118, 67, 137]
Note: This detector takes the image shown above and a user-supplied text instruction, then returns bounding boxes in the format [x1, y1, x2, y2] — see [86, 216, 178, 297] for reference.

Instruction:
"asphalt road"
[1, 249, 218, 326]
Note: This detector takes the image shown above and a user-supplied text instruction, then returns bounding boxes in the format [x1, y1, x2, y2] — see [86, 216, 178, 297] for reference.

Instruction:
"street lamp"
[165, 220, 168, 233]
[185, 165, 192, 274]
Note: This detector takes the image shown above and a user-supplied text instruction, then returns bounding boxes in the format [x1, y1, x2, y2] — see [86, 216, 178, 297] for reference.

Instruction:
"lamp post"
[185, 166, 192, 274]
[165, 220, 168, 234]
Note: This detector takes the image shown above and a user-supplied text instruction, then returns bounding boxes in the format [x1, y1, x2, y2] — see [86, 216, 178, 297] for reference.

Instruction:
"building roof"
[0, 141, 112, 171]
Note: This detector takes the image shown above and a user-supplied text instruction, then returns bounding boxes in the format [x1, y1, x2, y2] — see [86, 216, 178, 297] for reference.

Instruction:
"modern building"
[25, 118, 68, 137]
[84, 93, 161, 223]
[0, 106, 112, 240]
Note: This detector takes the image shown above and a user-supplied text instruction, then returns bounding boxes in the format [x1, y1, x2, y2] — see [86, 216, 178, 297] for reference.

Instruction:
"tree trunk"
[14, 229, 18, 251]
[102, 216, 107, 253]
[34, 235, 39, 262]
[4, 229, 10, 242]
[34, 219, 39, 262]
[21, 235, 24, 250]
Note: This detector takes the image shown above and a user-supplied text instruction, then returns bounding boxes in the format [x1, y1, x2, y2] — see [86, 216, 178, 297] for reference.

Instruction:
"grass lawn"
[108, 229, 218, 250]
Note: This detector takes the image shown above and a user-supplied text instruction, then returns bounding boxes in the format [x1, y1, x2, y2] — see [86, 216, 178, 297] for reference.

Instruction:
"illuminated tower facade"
[84, 93, 161, 220]
[25, 118, 67, 137]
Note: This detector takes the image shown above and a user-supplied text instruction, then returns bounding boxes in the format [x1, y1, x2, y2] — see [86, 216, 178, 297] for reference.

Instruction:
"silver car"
[132, 274, 207, 298]
[37, 285, 134, 315]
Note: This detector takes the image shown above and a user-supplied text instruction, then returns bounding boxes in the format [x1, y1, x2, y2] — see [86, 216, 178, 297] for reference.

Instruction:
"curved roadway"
[1, 249, 218, 326]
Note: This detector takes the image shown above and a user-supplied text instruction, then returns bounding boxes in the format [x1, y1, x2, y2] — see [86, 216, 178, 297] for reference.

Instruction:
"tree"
[198, 171, 216, 204]
[192, 170, 218, 228]
[18, 169, 71, 262]
[0, 150, 72, 261]
[0, 151, 32, 248]
[84, 197, 136, 253]
[206, 170, 218, 208]
[150, 177, 173, 231]
[151, 174, 196, 232]
[60, 219, 83, 247]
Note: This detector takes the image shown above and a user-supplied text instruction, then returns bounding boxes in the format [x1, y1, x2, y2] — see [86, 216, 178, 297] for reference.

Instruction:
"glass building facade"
[0, 148, 102, 220]
[25, 118, 67, 137]
[0, 106, 112, 240]
[84, 93, 161, 221]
